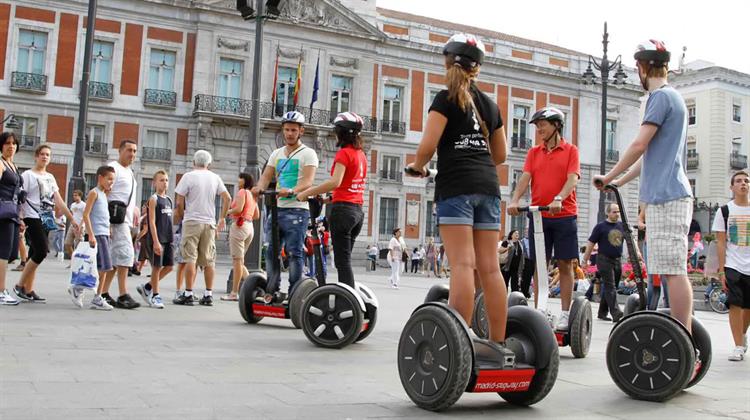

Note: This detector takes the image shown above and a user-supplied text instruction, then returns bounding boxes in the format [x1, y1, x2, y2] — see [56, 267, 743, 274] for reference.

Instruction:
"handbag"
[27, 176, 58, 231]
[0, 158, 21, 220]
[236, 190, 249, 227]
[109, 169, 135, 224]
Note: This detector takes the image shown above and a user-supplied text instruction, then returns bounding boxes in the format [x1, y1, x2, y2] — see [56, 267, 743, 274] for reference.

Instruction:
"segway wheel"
[656, 309, 712, 389]
[355, 304, 377, 343]
[301, 285, 363, 349]
[472, 292, 489, 339]
[499, 306, 559, 406]
[708, 288, 729, 314]
[289, 278, 318, 329]
[397, 305, 472, 411]
[508, 291, 528, 307]
[623, 294, 640, 316]
[569, 297, 592, 358]
[606, 312, 695, 401]
[238, 274, 265, 324]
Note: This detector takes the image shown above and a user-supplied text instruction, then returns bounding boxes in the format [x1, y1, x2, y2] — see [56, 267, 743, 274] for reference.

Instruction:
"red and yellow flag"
[292, 56, 302, 107]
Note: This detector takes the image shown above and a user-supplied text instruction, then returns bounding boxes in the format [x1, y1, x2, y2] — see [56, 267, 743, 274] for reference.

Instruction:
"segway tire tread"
[301, 285, 363, 349]
[239, 276, 264, 324]
[570, 298, 592, 358]
[289, 278, 318, 329]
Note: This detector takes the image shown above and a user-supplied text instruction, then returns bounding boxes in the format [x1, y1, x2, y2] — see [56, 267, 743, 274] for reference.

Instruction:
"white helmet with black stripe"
[530, 107, 565, 133]
[443, 33, 486, 70]
[333, 112, 364, 133]
[281, 110, 305, 126]
[634, 40, 671, 66]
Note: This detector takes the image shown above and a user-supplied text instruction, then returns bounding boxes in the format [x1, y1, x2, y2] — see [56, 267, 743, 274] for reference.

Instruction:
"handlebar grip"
[404, 166, 426, 177]
[517, 206, 551, 212]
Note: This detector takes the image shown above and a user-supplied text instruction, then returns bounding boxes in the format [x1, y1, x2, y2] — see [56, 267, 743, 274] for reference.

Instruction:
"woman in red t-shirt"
[297, 112, 367, 287]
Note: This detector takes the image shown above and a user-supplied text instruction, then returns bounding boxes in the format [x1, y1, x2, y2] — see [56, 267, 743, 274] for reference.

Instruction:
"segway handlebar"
[404, 166, 436, 178]
[516, 206, 551, 212]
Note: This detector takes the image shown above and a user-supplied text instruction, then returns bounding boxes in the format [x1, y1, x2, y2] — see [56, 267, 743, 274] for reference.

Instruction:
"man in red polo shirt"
[508, 107, 580, 331]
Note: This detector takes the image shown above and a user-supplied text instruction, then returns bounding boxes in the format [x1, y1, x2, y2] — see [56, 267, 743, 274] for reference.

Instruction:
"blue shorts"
[436, 194, 501, 231]
[95, 235, 113, 272]
[528, 215, 579, 262]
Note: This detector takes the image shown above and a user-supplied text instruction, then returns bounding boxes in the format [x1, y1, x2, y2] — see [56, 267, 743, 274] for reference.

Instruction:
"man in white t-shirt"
[252, 111, 318, 300]
[387, 228, 403, 288]
[101, 140, 140, 309]
[173, 150, 231, 306]
[713, 170, 750, 361]
[64, 189, 86, 261]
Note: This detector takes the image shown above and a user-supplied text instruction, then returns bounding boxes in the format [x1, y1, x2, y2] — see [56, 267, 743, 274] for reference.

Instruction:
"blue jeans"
[306, 254, 315, 277]
[265, 208, 309, 295]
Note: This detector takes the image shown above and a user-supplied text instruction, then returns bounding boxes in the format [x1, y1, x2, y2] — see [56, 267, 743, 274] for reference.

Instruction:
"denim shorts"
[436, 194, 501, 230]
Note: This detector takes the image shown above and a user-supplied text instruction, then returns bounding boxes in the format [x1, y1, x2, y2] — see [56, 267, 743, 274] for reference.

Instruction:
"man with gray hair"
[173, 150, 231, 306]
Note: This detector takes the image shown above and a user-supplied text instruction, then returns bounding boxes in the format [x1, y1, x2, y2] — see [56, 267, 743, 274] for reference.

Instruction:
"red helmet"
[634, 40, 671, 66]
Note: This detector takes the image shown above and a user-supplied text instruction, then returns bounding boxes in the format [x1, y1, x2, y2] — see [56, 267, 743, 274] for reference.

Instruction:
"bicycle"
[704, 277, 729, 314]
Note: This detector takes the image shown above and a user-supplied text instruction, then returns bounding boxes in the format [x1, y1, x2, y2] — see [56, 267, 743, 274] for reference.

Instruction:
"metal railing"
[88, 81, 114, 100]
[379, 169, 402, 182]
[687, 151, 699, 170]
[18, 135, 40, 150]
[606, 149, 620, 162]
[144, 89, 177, 108]
[141, 147, 171, 161]
[380, 120, 406, 135]
[511, 136, 533, 151]
[730, 152, 748, 170]
[84, 141, 108, 156]
[10, 72, 47, 93]
[194, 94, 252, 116]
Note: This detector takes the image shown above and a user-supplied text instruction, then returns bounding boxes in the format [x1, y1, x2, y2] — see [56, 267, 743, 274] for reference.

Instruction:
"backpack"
[721, 204, 729, 232]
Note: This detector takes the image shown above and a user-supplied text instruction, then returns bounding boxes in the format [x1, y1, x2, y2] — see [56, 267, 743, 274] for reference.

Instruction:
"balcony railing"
[361, 115, 378, 133]
[84, 141, 108, 156]
[511, 136, 533, 151]
[141, 147, 171, 161]
[687, 151, 699, 170]
[194, 94, 252, 116]
[606, 149, 620, 162]
[19, 135, 40, 150]
[88, 81, 114, 101]
[10, 72, 47, 93]
[144, 89, 177, 108]
[730, 152, 748, 170]
[379, 169, 402, 183]
[380, 120, 406, 135]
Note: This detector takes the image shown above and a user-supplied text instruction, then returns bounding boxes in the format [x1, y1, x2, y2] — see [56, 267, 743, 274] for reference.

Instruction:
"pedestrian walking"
[100, 140, 141, 309]
[501, 230, 524, 293]
[64, 190, 86, 266]
[222, 172, 259, 301]
[14, 144, 79, 303]
[388, 228, 403, 288]
[0, 132, 22, 305]
[76, 165, 116, 310]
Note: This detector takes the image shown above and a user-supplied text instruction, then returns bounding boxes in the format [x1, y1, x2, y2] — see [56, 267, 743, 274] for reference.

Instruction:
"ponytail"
[445, 56, 480, 112]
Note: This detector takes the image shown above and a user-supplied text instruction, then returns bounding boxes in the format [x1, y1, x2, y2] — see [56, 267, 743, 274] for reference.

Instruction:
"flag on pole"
[309, 52, 320, 111]
[292, 54, 302, 107]
[271, 46, 279, 108]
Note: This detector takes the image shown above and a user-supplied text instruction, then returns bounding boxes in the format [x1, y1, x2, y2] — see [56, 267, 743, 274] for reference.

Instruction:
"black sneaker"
[13, 285, 31, 301]
[26, 290, 46, 303]
[173, 293, 194, 306]
[597, 315, 612, 321]
[612, 311, 624, 323]
[199, 295, 213, 306]
[101, 293, 117, 307]
[115, 294, 141, 309]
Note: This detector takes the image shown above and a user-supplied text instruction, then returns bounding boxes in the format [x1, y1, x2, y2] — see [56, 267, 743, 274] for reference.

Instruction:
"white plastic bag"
[577, 279, 591, 293]
[704, 241, 719, 275]
[70, 242, 98, 290]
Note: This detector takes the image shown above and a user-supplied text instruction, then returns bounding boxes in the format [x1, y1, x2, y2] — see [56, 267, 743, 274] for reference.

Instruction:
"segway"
[472, 206, 592, 358]
[397, 284, 559, 411]
[299, 196, 379, 349]
[238, 190, 318, 328]
[600, 182, 712, 401]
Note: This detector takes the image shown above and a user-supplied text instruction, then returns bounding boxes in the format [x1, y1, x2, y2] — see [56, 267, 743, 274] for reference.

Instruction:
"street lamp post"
[69, 0, 98, 202]
[582, 22, 628, 222]
[2, 114, 21, 130]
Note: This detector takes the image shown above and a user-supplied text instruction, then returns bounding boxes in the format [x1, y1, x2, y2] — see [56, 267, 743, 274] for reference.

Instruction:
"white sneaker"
[556, 312, 570, 331]
[67, 286, 84, 308]
[90, 295, 113, 311]
[136, 283, 152, 305]
[729, 346, 745, 361]
[150, 295, 165, 309]
[743, 335, 748, 354]
[0, 289, 20, 306]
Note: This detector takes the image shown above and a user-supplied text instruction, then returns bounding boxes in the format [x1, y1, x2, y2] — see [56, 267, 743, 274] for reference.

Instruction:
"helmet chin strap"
[543, 130, 560, 148]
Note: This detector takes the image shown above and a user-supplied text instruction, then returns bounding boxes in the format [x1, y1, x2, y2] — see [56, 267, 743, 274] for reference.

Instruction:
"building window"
[16, 116, 38, 137]
[85, 173, 97, 191]
[732, 138, 742, 154]
[688, 179, 696, 197]
[275, 66, 297, 116]
[17, 30, 47, 74]
[512, 104, 530, 142]
[91, 41, 113, 83]
[428, 89, 440, 105]
[379, 197, 398, 236]
[85, 124, 106, 153]
[733, 104, 742, 123]
[425, 200, 439, 241]
[382, 85, 403, 123]
[143, 130, 170, 160]
[148, 49, 176, 91]
[330, 75, 352, 114]
[218, 58, 243, 98]
[381, 155, 400, 181]
[141, 177, 154, 205]
[606, 119, 616, 150]
[688, 105, 696, 125]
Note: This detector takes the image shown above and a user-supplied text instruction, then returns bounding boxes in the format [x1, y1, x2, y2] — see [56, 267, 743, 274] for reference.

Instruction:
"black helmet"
[443, 33, 486, 69]
[333, 112, 364, 133]
[530, 107, 565, 128]
[634, 40, 671, 66]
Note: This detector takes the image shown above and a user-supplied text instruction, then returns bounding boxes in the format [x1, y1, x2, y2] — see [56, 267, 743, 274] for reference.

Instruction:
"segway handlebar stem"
[403, 166, 437, 179]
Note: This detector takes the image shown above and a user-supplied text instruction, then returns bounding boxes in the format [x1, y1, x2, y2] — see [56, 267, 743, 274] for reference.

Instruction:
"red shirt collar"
[542, 137, 568, 153]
